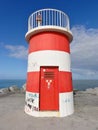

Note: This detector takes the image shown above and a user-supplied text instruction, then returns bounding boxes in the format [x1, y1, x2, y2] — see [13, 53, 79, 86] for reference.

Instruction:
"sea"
[0, 79, 26, 89]
[0, 79, 98, 91]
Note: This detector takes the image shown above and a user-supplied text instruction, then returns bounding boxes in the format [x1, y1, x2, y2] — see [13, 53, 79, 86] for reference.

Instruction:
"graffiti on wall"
[25, 92, 39, 113]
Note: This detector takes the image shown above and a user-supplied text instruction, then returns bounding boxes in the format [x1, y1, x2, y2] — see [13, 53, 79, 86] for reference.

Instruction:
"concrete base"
[25, 106, 74, 117]
[25, 108, 60, 117]
[25, 91, 74, 117]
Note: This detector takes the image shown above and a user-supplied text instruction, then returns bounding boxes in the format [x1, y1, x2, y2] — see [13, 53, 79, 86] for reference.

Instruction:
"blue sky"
[0, 0, 98, 79]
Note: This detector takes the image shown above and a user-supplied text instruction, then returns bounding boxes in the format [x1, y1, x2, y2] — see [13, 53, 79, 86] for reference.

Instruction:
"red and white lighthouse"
[25, 8, 74, 117]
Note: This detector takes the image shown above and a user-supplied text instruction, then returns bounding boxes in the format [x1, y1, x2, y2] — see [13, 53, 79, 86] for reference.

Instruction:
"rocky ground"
[0, 86, 98, 130]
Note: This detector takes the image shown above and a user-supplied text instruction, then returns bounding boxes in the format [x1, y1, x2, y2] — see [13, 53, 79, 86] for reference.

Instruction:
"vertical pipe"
[57, 11, 58, 26]
[52, 10, 53, 25]
[46, 10, 47, 25]
[60, 11, 61, 27]
[49, 9, 50, 25]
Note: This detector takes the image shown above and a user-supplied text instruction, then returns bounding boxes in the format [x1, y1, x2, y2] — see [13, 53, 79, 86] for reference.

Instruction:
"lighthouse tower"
[25, 9, 74, 117]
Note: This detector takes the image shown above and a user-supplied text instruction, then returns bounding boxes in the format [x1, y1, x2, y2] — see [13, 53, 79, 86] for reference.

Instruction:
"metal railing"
[28, 9, 70, 31]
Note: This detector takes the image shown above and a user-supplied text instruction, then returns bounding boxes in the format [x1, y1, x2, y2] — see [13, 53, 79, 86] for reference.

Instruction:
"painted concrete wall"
[25, 31, 74, 117]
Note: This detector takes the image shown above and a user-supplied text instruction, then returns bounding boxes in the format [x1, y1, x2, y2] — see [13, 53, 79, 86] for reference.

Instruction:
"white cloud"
[5, 45, 28, 59]
[71, 25, 98, 79]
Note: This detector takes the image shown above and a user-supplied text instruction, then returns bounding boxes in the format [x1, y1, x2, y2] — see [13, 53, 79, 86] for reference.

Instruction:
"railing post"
[60, 11, 61, 27]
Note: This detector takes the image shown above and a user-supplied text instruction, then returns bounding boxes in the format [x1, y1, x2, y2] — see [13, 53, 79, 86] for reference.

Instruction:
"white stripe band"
[59, 92, 74, 117]
[27, 50, 71, 72]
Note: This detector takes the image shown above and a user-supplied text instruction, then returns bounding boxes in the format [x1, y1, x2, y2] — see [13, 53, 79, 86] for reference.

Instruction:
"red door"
[40, 67, 59, 111]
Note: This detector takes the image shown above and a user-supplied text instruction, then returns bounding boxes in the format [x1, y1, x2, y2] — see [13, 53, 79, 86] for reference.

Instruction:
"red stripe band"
[26, 71, 73, 93]
[29, 32, 70, 53]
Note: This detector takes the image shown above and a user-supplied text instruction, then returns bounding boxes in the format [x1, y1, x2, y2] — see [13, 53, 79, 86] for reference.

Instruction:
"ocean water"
[73, 80, 98, 90]
[0, 79, 98, 91]
[0, 79, 26, 89]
